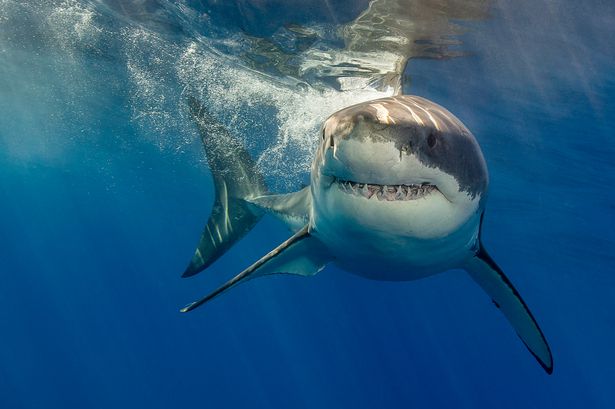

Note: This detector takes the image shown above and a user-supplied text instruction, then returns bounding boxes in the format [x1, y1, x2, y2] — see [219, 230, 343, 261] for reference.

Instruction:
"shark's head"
[311, 95, 488, 241]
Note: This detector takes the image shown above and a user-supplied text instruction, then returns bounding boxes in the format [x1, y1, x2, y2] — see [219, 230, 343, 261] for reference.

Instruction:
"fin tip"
[539, 358, 554, 375]
[182, 262, 205, 278]
[540, 355, 554, 375]
[180, 304, 193, 313]
[520, 334, 554, 375]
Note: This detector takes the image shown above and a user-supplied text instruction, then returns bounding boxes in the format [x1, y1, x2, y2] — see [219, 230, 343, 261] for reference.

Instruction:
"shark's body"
[181, 95, 553, 374]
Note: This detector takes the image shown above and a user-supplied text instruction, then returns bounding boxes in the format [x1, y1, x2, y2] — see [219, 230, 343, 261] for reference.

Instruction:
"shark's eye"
[322, 129, 326, 140]
[427, 132, 437, 149]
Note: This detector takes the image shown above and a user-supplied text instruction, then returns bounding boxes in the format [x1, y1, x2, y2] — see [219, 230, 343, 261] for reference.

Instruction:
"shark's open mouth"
[334, 178, 438, 201]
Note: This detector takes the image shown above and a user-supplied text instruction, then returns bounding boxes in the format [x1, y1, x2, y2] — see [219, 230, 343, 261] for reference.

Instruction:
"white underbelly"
[318, 227, 477, 281]
[311, 200, 481, 281]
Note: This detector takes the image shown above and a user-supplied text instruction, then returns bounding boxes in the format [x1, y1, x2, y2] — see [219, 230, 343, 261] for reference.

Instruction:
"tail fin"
[182, 98, 267, 278]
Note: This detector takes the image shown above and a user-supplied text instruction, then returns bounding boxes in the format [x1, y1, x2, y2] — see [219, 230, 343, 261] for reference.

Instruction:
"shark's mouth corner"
[334, 178, 439, 201]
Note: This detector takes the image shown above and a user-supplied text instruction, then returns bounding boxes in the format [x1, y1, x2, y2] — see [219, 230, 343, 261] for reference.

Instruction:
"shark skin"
[180, 95, 553, 374]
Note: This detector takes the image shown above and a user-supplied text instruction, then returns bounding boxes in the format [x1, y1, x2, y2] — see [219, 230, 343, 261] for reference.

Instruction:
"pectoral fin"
[181, 225, 332, 313]
[464, 248, 553, 374]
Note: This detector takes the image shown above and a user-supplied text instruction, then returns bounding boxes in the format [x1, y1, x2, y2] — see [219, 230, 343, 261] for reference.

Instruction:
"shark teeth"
[334, 178, 437, 201]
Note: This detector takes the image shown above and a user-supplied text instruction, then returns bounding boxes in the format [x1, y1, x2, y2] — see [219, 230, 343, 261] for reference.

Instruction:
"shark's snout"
[320, 98, 446, 181]
[318, 110, 443, 193]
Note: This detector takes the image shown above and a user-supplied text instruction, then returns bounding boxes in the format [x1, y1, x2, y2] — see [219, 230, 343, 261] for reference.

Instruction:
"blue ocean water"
[1, 1, 614, 408]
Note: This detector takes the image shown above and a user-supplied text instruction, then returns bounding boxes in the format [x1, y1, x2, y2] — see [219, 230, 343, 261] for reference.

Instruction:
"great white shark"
[180, 95, 553, 374]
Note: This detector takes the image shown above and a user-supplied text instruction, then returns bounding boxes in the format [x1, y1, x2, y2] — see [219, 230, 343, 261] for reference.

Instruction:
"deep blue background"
[1, 1, 614, 408]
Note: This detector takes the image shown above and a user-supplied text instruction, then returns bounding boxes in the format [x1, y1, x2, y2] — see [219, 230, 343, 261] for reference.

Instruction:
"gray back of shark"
[179, 95, 553, 375]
